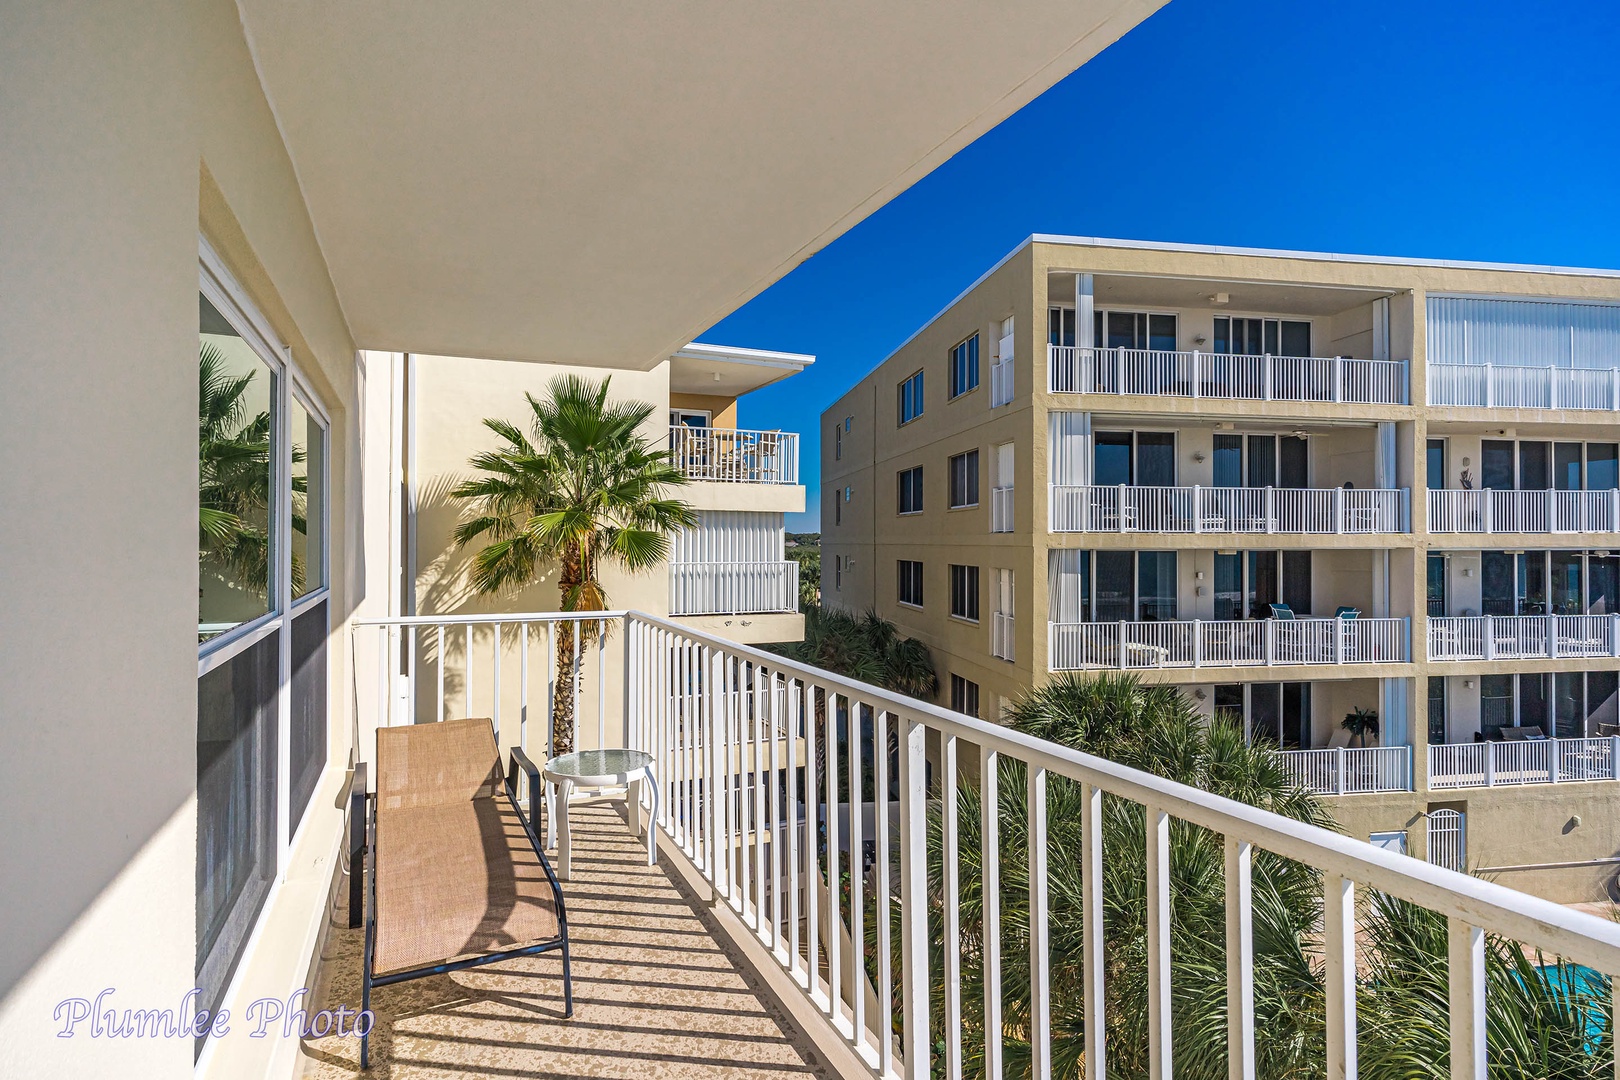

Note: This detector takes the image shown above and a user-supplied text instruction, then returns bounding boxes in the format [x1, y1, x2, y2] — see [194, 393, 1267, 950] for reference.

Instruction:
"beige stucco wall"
[2, 2, 362, 1077]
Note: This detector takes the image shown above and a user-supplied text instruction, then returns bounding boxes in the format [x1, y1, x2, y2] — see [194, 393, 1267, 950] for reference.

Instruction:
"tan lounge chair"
[352, 717, 570, 1068]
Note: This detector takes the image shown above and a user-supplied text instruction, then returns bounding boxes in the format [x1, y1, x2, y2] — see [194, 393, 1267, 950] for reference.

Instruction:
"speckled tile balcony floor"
[299, 799, 831, 1079]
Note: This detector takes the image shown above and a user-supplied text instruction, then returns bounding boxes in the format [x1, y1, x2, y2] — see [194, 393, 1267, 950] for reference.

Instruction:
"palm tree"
[199, 342, 305, 601]
[450, 375, 696, 756]
[932, 674, 1334, 1079]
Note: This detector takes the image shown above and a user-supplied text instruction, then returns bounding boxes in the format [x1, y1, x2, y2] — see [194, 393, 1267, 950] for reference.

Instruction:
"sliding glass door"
[1211, 432, 1308, 488]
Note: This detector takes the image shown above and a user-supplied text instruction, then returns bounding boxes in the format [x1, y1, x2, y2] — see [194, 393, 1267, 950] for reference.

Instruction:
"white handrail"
[354, 609, 1620, 1080]
[1048, 617, 1408, 670]
[1427, 614, 1620, 661]
[1048, 345, 1407, 405]
[1430, 736, 1620, 789]
[668, 425, 800, 484]
[1429, 363, 1620, 410]
[1273, 746, 1412, 794]
[1427, 487, 1620, 533]
[1049, 484, 1404, 534]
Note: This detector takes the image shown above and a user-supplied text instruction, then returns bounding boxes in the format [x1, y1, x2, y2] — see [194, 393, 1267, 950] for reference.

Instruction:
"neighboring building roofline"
[1027, 233, 1620, 280]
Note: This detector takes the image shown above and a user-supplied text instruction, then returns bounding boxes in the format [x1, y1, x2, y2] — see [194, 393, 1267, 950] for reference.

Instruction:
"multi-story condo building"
[824, 235, 1620, 902]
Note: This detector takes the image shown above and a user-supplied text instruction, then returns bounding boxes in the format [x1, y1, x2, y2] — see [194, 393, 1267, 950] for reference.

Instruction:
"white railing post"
[1612, 735, 1620, 781]
[1263, 354, 1273, 400]
[898, 716, 930, 1078]
[1265, 487, 1275, 534]
[1192, 619, 1203, 669]
[1483, 616, 1495, 661]
[1325, 874, 1358, 1077]
[1119, 483, 1128, 532]
[1612, 613, 1620, 658]
[1448, 920, 1487, 1080]
[1118, 620, 1128, 670]
[1265, 620, 1275, 666]
[1482, 492, 1493, 534]
[1224, 837, 1255, 1080]
[1548, 616, 1559, 660]
[1333, 355, 1343, 403]
[1192, 485, 1202, 533]
[1550, 742, 1561, 785]
[1335, 747, 1347, 795]
[1484, 742, 1496, 787]
[1191, 349, 1201, 398]
[1029, 766, 1051, 1080]
[1483, 362, 1494, 408]
[1334, 486, 1344, 534]
[1146, 808, 1172, 1078]
[1335, 618, 1345, 665]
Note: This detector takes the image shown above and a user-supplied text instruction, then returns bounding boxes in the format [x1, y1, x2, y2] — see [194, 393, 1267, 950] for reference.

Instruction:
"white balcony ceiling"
[236, 0, 1164, 367]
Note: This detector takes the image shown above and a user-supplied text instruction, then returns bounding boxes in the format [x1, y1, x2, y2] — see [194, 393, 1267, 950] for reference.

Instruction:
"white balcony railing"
[990, 485, 1014, 533]
[354, 609, 1620, 1080]
[1427, 488, 1620, 533]
[1426, 614, 1620, 661]
[1428, 363, 1620, 410]
[990, 356, 1014, 407]
[1048, 345, 1407, 405]
[1048, 617, 1408, 671]
[1049, 484, 1405, 534]
[669, 560, 798, 616]
[1430, 736, 1620, 789]
[669, 425, 799, 484]
[991, 611, 1014, 661]
[1274, 746, 1412, 795]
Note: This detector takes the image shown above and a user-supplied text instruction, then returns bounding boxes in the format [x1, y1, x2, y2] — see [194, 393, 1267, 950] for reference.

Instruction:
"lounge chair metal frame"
[348, 740, 572, 1070]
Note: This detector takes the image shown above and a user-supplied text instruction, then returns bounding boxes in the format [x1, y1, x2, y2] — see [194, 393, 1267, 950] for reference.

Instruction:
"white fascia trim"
[1027, 234, 1620, 280]
[676, 341, 816, 371]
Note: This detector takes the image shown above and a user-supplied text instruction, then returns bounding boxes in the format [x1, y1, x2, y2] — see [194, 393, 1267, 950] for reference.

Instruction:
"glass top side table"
[543, 749, 658, 880]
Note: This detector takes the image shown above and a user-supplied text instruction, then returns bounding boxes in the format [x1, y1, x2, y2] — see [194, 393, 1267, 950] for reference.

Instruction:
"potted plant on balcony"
[450, 375, 696, 757]
[1342, 706, 1380, 748]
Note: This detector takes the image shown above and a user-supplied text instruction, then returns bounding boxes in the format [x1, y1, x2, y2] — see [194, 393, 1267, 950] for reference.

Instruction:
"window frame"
[949, 563, 980, 622]
[897, 465, 924, 515]
[897, 559, 924, 608]
[898, 369, 925, 426]
[195, 236, 333, 1061]
[948, 449, 980, 509]
[949, 333, 980, 399]
[950, 673, 980, 717]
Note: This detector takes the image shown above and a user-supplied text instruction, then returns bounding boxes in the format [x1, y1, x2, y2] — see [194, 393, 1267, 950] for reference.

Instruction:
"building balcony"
[991, 610, 1014, 661]
[1050, 484, 1406, 535]
[669, 560, 799, 616]
[339, 609, 1620, 1080]
[990, 485, 1014, 532]
[1428, 363, 1620, 410]
[1048, 344, 1407, 405]
[1429, 736, 1620, 790]
[1428, 488, 1620, 533]
[669, 424, 799, 484]
[1048, 616, 1409, 672]
[1427, 614, 1620, 661]
[1273, 745, 1413, 795]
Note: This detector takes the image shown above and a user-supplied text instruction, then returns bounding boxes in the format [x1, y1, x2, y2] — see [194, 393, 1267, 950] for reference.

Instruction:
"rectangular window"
[950, 333, 980, 398]
[1481, 440, 1514, 490]
[835, 555, 844, 591]
[898, 560, 924, 607]
[1428, 676, 1447, 745]
[1426, 438, 1446, 489]
[835, 424, 842, 460]
[949, 564, 980, 621]
[950, 674, 980, 717]
[1093, 550, 1133, 622]
[1591, 444, 1620, 490]
[1213, 317, 1310, 357]
[897, 466, 924, 514]
[1519, 441, 1550, 490]
[1136, 551, 1176, 621]
[196, 261, 331, 1053]
[1048, 306, 1076, 347]
[834, 493, 842, 526]
[898, 370, 924, 425]
[949, 449, 980, 508]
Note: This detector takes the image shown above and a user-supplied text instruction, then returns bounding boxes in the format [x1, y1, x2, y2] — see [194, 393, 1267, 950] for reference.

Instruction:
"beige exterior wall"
[824, 237, 1620, 903]
[1, 2, 362, 1076]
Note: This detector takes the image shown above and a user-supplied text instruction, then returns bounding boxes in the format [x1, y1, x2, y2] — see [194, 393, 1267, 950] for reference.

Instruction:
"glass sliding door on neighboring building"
[1224, 681, 1310, 749]
[1048, 549, 1177, 622]
[1213, 316, 1311, 357]
[1428, 676, 1446, 745]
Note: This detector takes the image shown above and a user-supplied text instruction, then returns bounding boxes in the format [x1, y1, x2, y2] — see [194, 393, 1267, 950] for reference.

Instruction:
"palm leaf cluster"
[199, 342, 304, 599]
[899, 673, 1612, 1079]
[450, 375, 696, 755]
[769, 605, 938, 701]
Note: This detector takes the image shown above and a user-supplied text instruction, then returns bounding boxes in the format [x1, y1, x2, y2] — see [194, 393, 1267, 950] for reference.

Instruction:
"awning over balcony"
[233, 0, 1166, 366]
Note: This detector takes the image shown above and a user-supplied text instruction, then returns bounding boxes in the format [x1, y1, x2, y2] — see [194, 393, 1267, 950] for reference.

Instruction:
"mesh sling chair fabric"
[360, 717, 570, 1069]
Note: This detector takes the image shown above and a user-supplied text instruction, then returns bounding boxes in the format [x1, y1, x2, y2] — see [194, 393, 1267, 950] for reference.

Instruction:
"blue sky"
[701, 0, 1620, 530]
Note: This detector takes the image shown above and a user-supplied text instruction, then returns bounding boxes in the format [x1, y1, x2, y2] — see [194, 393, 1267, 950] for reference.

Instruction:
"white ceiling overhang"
[235, 0, 1165, 368]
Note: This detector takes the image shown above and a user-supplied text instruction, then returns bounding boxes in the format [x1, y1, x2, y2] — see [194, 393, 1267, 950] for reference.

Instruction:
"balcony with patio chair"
[328, 609, 1620, 1080]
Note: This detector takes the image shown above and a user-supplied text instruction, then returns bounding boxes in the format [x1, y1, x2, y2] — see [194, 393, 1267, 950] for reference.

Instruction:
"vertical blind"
[671, 510, 785, 563]
[1428, 295, 1620, 369]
